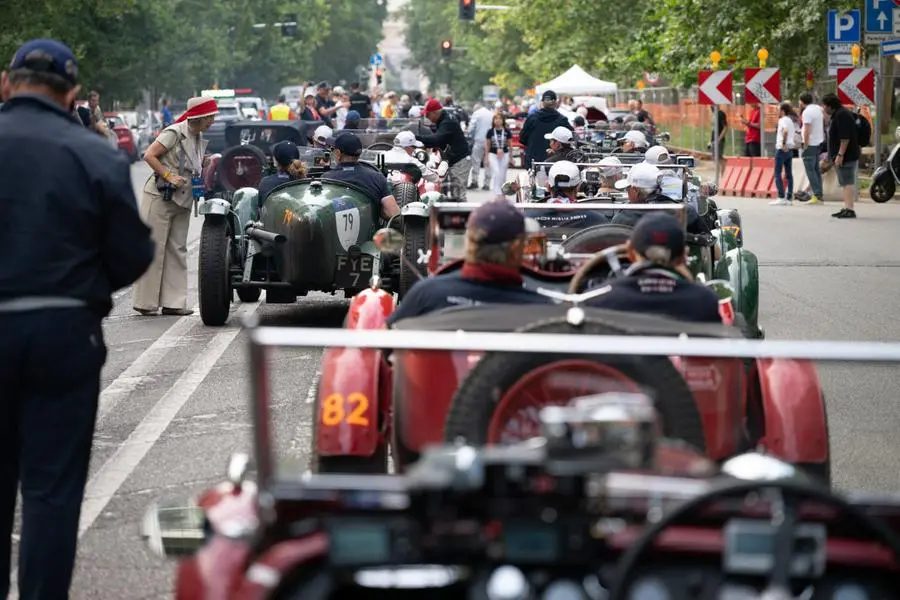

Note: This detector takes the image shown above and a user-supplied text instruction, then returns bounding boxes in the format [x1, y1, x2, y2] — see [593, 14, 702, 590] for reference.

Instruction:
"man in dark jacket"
[519, 90, 572, 168]
[417, 98, 472, 200]
[0, 39, 154, 600]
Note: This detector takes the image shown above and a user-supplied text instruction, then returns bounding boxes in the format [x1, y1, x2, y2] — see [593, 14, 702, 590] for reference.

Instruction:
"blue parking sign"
[828, 9, 861, 43]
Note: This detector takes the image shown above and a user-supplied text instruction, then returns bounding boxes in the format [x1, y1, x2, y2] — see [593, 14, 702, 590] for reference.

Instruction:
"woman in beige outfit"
[133, 97, 217, 315]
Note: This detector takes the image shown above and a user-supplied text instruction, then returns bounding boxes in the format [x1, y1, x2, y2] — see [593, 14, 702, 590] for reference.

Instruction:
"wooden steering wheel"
[567, 244, 631, 294]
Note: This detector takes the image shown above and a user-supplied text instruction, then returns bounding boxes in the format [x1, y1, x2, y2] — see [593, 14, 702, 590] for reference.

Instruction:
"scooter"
[870, 142, 899, 203]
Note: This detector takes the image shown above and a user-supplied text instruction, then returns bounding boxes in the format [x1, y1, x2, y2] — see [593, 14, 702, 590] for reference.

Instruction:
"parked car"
[136, 110, 163, 154]
[205, 102, 243, 154]
[104, 112, 139, 162]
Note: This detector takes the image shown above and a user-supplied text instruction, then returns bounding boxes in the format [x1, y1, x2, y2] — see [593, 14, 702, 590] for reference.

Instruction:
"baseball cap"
[423, 98, 443, 114]
[333, 85, 346, 94]
[346, 110, 361, 121]
[544, 126, 574, 144]
[9, 39, 79, 85]
[615, 162, 662, 190]
[630, 213, 686, 261]
[541, 90, 558, 103]
[466, 199, 526, 244]
[394, 130, 423, 148]
[644, 145, 671, 165]
[598, 155, 622, 176]
[272, 141, 301, 166]
[408, 106, 423, 118]
[328, 132, 363, 156]
[548, 161, 581, 188]
[313, 125, 333, 143]
[623, 130, 649, 148]
[317, 81, 329, 90]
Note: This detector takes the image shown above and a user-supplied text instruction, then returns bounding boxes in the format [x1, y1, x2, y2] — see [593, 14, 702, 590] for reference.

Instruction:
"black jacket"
[0, 95, 154, 317]
[519, 108, 572, 168]
[611, 191, 711, 236]
[417, 111, 470, 166]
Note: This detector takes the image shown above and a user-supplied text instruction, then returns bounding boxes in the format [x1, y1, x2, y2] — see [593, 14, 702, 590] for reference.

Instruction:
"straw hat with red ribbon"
[175, 97, 219, 123]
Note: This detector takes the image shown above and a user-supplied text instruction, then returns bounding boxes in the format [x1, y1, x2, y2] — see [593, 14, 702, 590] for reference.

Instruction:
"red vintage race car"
[139, 326, 900, 600]
[311, 202, 830, 483]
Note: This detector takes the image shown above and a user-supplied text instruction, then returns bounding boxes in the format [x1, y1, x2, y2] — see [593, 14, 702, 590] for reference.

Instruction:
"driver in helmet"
[382, 131, 442, 183]
[586, 213, 722, 323]
[619, 130, 649, 154]
[386, 199, 551, 325]
[611, 163, 712, 237]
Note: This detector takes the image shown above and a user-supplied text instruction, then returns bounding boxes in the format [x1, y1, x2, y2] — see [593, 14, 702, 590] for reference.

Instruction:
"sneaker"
[768, 198, 792, 206]
[481, 185, 490, 191]
[832, 208, 856, 219]
[802, 195, 822, 205]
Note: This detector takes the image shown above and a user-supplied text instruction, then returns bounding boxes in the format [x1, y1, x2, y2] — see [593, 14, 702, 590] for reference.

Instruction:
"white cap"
[393, 130, 423, 148]
[644, 145, 671, 165]
[548, 160, 582, 188]
[615, 162, 661, 190]
[544, 126, 574, 144]
[598, 155, 623, 176]
[408, 106, 423, 118]
[313, 125, 333, 143]
[333, 85, 346, 94]
[304, 88, 316, 98]
[495, 101, 504, 109]
[623, 130, 649, 148]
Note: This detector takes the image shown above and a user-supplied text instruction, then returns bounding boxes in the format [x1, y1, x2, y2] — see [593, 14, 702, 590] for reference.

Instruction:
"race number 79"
[320, 392, 369, 427]
[341, 212, 354, 232]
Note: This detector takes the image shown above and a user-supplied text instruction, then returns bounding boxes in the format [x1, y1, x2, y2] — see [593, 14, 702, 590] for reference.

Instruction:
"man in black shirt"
[709, 105, 728, 181]
[348, 81, 372, 119]
[323, 132, 400, 219]
[822, 93, 859, 219]
[314, 81, 338, 128]
[417, 98, 471, 201]
[0, 39, 154, 600]
[587, 213, 721, 323]
[519, 90, 572, 168]
[386, 199, 551, 325]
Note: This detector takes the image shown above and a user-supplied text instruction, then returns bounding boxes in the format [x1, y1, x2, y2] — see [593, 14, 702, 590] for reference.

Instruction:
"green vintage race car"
[196, 129, 442, 326]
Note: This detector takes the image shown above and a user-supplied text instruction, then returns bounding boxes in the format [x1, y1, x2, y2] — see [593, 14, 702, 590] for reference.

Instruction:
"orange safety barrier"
[719, 157, 753, 196]
[743, 157, 771, 198]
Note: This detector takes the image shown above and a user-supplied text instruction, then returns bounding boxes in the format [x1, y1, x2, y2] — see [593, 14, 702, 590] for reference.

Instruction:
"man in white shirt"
[466, 103, 494, 190]
[383, 131, 442, 183]
[799, 92, 825, 204]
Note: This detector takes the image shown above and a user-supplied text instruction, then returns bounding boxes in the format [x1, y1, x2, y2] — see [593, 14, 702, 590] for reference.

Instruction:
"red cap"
[175, 98, 219, 123]
[423, 98, 443, 114]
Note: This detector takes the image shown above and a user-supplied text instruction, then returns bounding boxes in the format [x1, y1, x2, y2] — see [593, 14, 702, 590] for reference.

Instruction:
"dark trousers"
[0, 308, 106, 600]
[744, 141, 761, 157]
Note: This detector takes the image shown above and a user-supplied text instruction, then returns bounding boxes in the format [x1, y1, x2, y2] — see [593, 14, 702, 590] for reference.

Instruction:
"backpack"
[855, 111, 872, 147]
[790, 115, 803, 148]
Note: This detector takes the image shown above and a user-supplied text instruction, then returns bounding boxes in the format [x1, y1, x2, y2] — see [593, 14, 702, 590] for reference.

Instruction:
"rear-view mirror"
[140, 501, 206, 559]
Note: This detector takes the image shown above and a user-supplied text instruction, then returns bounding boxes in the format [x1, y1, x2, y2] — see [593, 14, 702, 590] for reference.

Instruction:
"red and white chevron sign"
[743, 68, 780, 104]
[698, 70, 733, 105]
[837, 68, 875, 106]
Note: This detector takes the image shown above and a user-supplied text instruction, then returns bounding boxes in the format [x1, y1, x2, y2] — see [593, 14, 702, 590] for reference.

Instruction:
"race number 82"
[320, 392, 369, 427]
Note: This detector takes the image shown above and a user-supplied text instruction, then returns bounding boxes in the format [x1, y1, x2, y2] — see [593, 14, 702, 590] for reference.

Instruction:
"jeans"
[801, 146, 823, 198]
[468, 143, 490, 187]
[774, 149, 794, 200]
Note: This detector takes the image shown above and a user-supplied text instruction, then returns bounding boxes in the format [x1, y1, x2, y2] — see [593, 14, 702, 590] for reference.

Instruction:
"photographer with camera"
[133, 96, 217, 316]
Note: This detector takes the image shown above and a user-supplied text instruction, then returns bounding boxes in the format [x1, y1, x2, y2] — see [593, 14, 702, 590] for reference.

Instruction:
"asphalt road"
[10, 162, 900, 599]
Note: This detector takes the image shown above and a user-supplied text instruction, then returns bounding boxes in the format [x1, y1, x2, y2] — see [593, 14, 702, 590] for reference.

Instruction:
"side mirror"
[373, 227, 404, 255]
[437, 161, 449, 178]
[140, 501, 207, 559]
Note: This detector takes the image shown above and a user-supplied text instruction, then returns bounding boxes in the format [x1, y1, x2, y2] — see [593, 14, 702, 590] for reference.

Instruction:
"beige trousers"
[132, 192, 191, 311]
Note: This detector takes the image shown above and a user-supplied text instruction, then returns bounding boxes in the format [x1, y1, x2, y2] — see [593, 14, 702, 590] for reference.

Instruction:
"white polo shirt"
[801, 104, 825, 147]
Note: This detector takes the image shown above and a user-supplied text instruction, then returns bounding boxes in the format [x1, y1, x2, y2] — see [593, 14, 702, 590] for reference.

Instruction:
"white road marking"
[305, 371, 321, 404]
[112, 237, 201, 300]
[78, 301, 260, 537]
[96, 304, 201, 424]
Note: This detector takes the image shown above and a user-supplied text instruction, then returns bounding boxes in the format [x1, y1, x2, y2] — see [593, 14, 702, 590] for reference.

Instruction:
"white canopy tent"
[535, 65, 617, 97]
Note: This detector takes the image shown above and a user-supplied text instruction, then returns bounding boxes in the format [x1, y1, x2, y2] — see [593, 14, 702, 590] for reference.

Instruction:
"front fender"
[755, 358, 829, 464]
[198, 197, 231, 217]
[401, 201, 429, 219]
[315, 288, 394, 457]
[715, 247, 759, 333]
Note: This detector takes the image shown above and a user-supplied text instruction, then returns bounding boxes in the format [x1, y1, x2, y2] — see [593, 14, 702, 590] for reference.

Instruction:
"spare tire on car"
[218, 145, 267, 191]
[443, 318, 706, 452]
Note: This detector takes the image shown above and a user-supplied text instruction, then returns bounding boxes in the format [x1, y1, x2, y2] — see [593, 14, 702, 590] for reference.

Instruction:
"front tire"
[870, 177, 895, 203]
[198, 217, 232, 326]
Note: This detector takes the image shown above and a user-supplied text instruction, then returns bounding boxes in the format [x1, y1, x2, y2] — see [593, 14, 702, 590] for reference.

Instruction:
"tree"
[309, 1, 388, 86]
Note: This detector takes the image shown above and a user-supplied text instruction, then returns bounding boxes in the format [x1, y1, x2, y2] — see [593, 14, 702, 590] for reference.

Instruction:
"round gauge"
[832, 584, 869, 600]
[628, 577, 670, 600]
[543, 579, 585, 600]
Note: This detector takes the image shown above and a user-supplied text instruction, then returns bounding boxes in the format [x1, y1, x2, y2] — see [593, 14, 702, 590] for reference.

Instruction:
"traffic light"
[441, 39, 452, 57]
[459, 0, 476, 20]
[282, 14, 297, 37]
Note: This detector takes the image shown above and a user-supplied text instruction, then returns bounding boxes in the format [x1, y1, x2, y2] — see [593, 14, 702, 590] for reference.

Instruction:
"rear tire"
[399, 218, 428, 300]
[198, 218, 232, 326]
[870, 177, 895, 203]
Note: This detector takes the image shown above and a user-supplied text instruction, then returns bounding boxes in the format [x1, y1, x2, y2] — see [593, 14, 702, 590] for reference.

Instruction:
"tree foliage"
[403, 0, 862, 99]
[0, 0, 386, 106]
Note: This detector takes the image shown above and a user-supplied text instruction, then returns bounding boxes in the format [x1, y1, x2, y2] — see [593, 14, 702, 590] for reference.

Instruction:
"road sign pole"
[875, 56, 883, 170]
[714, 108, 720, 187]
